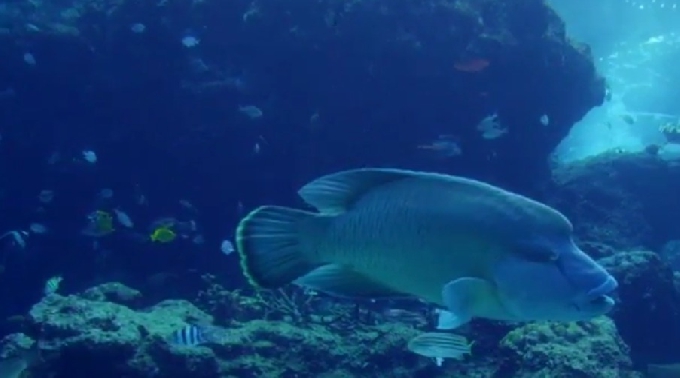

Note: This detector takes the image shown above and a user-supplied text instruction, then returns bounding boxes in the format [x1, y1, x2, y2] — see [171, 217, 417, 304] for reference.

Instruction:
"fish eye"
[516, 242, 559, 263]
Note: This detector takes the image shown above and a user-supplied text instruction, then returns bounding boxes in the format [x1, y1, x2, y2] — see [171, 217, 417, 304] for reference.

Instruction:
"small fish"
[82, 150, 97, 164]
[150, 226, 176, 243]
[167, 325, 221, 346]
[417, 135, 462, 158]
[220, 239, 235, 255]
[540, 114, 549, 126]
[381, 308, 427, 326]
[476, 113, 507, 140]
[38, 190, 54, 204]
[47, 152, 60, 165]
[620, 114, 635, 125]
[29, 223, 47, 234]
[25, 23, 40, 32]
[644, 144, 661, 156]
[98, 188, 114, 199]
[407, 332, 473, 366]
[179, 200, 198, 213]
[130, 23, 146, 33]
[44, 276, 63, 295]
[236, 168, 618, 330]
[239, 105, 263, 119]
[81, 210, 115, 237]
[149, 217, 196, 234]
[134, 186, 148, 206]
[0, 231, 29, 249]
[113, 209, 134, 228]
[181, 34, 200, 48]
[192, 235, 205, 244]
[23, 53, 36, 66]
[309, 111, 321, 130]
[454, 58, 489, 73]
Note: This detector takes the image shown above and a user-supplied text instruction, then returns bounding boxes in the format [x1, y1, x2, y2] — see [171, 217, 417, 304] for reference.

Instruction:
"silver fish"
[407, 332, 472, 365]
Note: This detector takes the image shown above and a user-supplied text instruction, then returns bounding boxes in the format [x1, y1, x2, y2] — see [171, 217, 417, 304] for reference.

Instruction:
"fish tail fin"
[236, 206, 321, 288]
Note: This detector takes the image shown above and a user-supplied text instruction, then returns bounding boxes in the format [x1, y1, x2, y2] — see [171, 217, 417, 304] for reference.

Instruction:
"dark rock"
[579, 241, 619, 259]
[600, 250, 680, 366]
[0, 0, 605, 189]
[27, 292, 215, 377]
[546, 152, 680, 249]
[80, 282, 143, 308]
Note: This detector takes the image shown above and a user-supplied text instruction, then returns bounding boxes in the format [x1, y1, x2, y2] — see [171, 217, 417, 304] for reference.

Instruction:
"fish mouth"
[585, 276, 618, 304]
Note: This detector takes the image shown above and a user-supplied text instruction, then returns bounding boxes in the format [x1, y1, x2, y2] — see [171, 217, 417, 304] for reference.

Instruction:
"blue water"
[0, 0, 679, 376]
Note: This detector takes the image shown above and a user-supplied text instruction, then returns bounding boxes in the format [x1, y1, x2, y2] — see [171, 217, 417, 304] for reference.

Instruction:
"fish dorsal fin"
[298, 168, 423, 214]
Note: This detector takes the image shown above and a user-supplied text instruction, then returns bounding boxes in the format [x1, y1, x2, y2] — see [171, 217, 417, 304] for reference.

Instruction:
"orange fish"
[454, 58, 490, 72]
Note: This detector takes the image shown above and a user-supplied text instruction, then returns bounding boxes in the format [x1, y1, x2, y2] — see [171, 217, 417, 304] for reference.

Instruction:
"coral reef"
[0, 281, 649, 377]
[6, 283, 429, 377]
[497, 317, 640, 378]
[80, 281, 144, 306]
[542, 150, 680, 368]
[600, 250, 680, 366]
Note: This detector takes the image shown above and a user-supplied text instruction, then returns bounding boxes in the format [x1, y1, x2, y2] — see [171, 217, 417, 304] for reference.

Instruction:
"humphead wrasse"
[236, 168, 618, 329]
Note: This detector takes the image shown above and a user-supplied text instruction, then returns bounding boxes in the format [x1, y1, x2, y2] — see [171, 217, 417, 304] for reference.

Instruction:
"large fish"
[236, 168, 617, 329]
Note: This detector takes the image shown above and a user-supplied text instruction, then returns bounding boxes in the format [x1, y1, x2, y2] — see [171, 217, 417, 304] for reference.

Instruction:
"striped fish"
[407, 332, 473, 366]
[44, 276, 63, 295]
[167, 325, 220, 346]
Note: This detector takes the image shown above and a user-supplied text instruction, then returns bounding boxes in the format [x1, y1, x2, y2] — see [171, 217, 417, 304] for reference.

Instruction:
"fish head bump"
[491, 235, 617, 321]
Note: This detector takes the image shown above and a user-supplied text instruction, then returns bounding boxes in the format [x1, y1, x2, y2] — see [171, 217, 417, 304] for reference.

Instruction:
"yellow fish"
[81, 210, 115, 237]
[150, 227, 176, 243]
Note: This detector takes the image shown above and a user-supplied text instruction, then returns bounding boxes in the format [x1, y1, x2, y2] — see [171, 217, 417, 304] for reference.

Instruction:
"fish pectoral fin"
[298, 168, 422, 214]
[441, 277, 496, 329]
[436, 310, 462, 330]
[293, 264, 406, 299]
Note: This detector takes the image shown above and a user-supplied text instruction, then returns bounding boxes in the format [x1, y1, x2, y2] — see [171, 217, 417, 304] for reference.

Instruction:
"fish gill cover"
[0, 0, 678, 377]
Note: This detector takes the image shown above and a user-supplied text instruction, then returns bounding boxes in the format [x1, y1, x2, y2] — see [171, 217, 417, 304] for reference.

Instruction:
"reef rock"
[19, 283, 427, 377]
[80, 281, 143, 307]
[27, 284, 215, 377]
[547, 152, 680, 249]
[10, 281, 653, 377]
[497, 317, 640, 377]
[600, 250, 680, 366]
[0, 0, 604, 189]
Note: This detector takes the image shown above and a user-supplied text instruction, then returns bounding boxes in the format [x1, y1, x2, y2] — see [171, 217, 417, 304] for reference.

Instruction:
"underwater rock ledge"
[545, 151, 680, 367]
[0, 282, 647, 377]
[0, 0, 604, 186]
[547, 152, 680, 248]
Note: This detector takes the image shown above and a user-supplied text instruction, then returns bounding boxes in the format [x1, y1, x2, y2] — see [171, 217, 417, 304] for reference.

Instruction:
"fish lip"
[586, 275, 618, 299]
